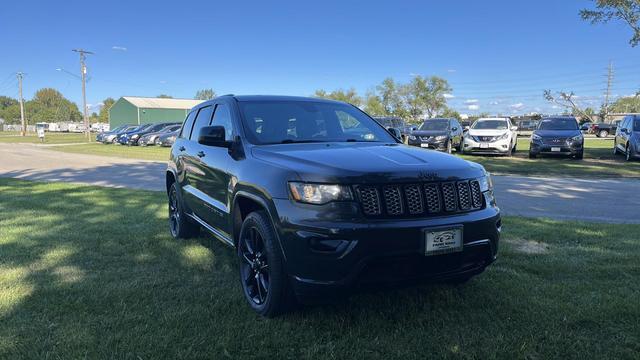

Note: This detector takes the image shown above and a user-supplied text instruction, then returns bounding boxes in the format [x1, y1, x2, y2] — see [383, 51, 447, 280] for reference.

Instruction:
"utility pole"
[73, 49, 93, 140]
[17, 72, 25, 136]
[603, 61, 614, 122]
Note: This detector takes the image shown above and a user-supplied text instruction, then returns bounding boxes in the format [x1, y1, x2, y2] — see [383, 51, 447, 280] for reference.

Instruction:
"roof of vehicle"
[424, 118, 453, 121]
[476, 117, 510, 121]
[226, 95, 346, 104]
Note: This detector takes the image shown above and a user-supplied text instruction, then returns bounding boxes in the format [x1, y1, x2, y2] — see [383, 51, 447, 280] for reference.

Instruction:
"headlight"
[531, 133, 542, 141]
[409, 135, 417, 140]
[435, 135, 447, 141]
[497, 132, 509, 140]
[289, 182, 353, 204]
[571, 135, 582, 142]
[478, 173, 493, 192]
[131, 134, 140, 139]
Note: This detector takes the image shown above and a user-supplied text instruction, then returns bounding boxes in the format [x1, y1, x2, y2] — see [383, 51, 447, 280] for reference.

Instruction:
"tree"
[313, 88, 363, 107]
[0, 96, 20, 124]
[610, 94, 640, 112]
[581, 0, 640, 46]
[195, 88, 216, 100]
[157, 94, 173, 98]
[376, 78, 406, 118]
[25, 88, 82, 123]
[400, 75, 452, 122]
[363, 91, 387, 116]
[440, 107, 461, 120]
[99, 97, 116, 124]
[543, 90, 595, 122]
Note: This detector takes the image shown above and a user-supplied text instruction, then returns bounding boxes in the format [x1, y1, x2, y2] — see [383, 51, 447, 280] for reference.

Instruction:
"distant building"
[108, 96, 203, 128]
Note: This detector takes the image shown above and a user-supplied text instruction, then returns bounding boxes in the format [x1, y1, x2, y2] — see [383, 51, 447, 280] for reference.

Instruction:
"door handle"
[178, 146, 186, 152]
[197, 151, 205, 158]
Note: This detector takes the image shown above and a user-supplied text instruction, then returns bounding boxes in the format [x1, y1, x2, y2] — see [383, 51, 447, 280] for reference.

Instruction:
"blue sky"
[1, 0, 639, 116]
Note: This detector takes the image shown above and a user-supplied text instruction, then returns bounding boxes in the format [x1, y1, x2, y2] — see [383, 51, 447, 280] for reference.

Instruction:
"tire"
[456, 141, 462, 153]
[598, 130, 609, 138]
[613, 144, 619, 155]
[528, 151, 536, 159]
[512, 141, 517, 154]
[168, 182, 199, 239]
[446, 140, 452, 154]
[574, 151, 584, 160]
[238, 211, 295, 317]
[626, 145, 632, 162]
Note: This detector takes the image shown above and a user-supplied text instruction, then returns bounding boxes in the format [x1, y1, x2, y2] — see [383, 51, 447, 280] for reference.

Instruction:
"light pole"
[72, 49, 93, 140]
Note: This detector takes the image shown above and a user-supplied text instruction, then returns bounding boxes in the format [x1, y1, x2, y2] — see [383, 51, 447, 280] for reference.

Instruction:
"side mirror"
[464, 126, 470, 132]
[452, 127, 458, 132]
[511, 126, 518, 131]
[387, 127, 402, 140]
[198, 126, 231, 148]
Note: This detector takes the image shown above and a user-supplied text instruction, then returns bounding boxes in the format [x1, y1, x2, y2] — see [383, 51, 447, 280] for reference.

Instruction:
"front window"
[420, 120, 449, 131]
[472, 120, 508, 130]
[633, 118, 640, 131]
[238, 101, 395, 144]
[538, 118, 578, 130]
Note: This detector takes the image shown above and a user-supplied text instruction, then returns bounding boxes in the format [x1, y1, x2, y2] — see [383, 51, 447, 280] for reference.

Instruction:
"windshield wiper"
[279, 139, 323, 144]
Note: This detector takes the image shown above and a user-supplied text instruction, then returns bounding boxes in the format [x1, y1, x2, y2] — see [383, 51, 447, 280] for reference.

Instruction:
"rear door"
[615, 117, 628, 152]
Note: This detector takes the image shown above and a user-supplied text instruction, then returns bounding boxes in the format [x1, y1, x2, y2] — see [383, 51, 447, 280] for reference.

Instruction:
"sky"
[1, 0, 639, 116]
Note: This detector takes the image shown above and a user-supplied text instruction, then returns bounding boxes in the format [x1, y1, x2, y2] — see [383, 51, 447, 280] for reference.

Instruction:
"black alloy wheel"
[239, 226, 270, 306]
[168, 183, 199, 239]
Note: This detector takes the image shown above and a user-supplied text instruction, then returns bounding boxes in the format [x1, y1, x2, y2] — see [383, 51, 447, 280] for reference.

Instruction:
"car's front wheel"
[445, 140, 452, 154]
[238, 211, 295, 317]
[598, 130, 609, 138]
[574, 151, 584, 160]
[168, 182, 199, 239]
[626, 145, 633, 161]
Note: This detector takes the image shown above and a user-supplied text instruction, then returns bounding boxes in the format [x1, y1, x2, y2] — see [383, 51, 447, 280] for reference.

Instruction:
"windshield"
[239, 101, 395, 144]
[420, 120, 449, 131]
[538, 118, 578, 130]
[472, 120, 508, 130]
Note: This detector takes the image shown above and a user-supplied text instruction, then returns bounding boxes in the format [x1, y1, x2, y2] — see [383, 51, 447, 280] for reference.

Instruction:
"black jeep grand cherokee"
[166, 95, 500, 316]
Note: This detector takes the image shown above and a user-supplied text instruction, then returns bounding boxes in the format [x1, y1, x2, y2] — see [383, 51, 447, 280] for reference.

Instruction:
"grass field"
[52, 142, 171, 161]
[0, 132, 91, 144]
[1, 178, 638, 359]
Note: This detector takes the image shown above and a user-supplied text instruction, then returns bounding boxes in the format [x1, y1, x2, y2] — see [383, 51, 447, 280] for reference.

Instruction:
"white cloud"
[443, 93, 455, 99]
[510, 103, 525, 110]
[489, 100, 500, 105]
[112, 46, 127, 51]
[467, 105, 480, 111]
[464, 99, 479, 104]
[447, 69, 457, 73]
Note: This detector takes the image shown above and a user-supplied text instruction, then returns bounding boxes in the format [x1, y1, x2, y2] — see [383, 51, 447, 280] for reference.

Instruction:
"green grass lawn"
[51, 142, 171, 161]
[0, 132, 91, 144]
[459, 137, 640, 178]
[1, 178, 638, 359]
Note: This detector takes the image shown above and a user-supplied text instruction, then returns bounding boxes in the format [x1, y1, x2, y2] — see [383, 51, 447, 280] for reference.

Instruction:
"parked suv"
[408, 118, 463, 153]
[462, 117, 518, 155]
[613, 115, 640, 161]
[166, 95, 500, 316]
[529, 117, 583, 159]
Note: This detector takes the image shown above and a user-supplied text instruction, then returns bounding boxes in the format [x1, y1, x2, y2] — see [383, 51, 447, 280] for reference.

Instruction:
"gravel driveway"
[1, 143, 638, 223]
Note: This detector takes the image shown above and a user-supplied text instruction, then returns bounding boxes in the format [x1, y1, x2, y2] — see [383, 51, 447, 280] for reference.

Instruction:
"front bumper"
[463, 137, 511, 154]
[273, 194, 501, 301]
[408, 137, 448, 150]
[529, 139, 583, 156]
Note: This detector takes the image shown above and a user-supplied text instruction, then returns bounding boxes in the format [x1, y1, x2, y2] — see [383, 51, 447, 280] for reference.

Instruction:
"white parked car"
[463, 117, 518, 156]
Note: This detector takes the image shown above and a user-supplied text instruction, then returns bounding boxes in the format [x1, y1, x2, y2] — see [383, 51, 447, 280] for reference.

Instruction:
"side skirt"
[186, 212, 235, 248]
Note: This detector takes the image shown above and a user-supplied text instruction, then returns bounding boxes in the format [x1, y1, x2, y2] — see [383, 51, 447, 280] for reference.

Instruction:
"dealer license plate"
[424, 227, 463, 256]
[551, 147, 561, 152]
[479, 143, 489, 149]
[420, 143, 430, 148]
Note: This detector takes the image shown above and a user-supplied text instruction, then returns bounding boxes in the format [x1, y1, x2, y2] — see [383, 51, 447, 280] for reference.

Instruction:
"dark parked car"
[157, 130, 179, 147]
[580, 121, 592, 132]
[529, 117, 583, 159]
[407, 118, 463, 153]
[373, 116, 410, 140]
[166, 95, 500, 316]
[590, 120, 620, 138]
[139, 124, 182, 146]
[127, 122, 180, 145]
[613, 115, 640, 161]
[98, 124, 137, 144]
[116, 124, 153, 145]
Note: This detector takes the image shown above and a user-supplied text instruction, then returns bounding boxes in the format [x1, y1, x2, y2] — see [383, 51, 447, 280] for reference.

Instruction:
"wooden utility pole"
[603, 61, 614, 121]
[17, 72, 25, 136]
[73, 49, 93, 140]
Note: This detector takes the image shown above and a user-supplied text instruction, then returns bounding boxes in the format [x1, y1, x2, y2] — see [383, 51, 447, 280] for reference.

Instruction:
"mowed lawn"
[51, 142, 171, 161]
[0, 178, 638, 359]
[0, 132, 90, 144]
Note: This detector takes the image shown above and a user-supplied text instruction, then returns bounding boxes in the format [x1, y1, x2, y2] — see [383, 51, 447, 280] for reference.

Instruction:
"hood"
[467, 129, 509, 136]
[252, 142, 484, 183]
[411, 130, 448, 137]
[534, 129, 581, 138]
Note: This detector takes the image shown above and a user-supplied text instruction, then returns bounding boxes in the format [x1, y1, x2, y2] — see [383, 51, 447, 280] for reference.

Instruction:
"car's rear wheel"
[574, 151, 584, 160]
[528, 151, 536, 159]
[598, 130, 609, 138]
[168, 182, 199, 239]
[626, 145, 632, 161]
[238, 211, 295, 317]
[446, 140, 452, 154]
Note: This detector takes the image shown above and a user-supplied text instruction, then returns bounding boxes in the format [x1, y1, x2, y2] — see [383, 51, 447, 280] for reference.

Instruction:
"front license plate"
[420, 143, 430, 148]
[424, 227, 463, 256]
[479, 143, 489, 148]
[551, 147, 561, 152]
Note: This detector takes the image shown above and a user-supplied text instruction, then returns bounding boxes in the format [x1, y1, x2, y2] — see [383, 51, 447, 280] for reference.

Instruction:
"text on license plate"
[551, 147, 561, 152]
[424, 228, 463, 256]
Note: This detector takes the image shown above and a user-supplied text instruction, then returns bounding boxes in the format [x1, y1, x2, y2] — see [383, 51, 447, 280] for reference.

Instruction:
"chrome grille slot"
[470, 180, 483, 208]
[423, 183, 441, 213]
[457, 181, 471, 210]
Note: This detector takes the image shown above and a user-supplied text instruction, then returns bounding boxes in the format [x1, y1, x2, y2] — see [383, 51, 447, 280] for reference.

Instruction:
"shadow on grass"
[0, 179, 638, 359]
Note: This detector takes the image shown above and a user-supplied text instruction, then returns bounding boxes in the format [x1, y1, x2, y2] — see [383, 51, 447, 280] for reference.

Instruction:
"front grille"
[356, 180, 484, 218]
[475, 136, 497, 142]
[542, 137, 568, 145]
[420, 136, 432, 141]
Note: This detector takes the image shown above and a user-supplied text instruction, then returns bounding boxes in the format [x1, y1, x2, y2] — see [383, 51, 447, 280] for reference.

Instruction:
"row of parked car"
[400, 115, 639, 161]
[95, 122, 181, 147]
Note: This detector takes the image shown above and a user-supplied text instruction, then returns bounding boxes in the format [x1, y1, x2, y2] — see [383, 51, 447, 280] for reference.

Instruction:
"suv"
[462, 117, 518, 155]
[166, 95, 500, 316]
[613, 115, 640, 161]
[407, 118, 463, 153]
[529, 117, 583, 159]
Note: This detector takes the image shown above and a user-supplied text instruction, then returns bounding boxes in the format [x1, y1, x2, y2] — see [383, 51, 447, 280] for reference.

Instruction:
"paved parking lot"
[1, 143, 638, 223]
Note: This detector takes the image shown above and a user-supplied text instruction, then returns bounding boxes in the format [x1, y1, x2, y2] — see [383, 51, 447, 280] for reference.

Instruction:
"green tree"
[157, 94, 173, 98]
[0, 96, 21, 124]
[400, 75, 452, 122]
[440, 107, 461, 120]
[25, 88, 82, 123]
[195, 88, 216, 100]
[581, 0, 640, 46]
[376, 78, 406, 118]
[610, 95, 640, 112]
[99, 97, 116, 124]
[363, 91, 387, 116]
[313, 88, 363, 107]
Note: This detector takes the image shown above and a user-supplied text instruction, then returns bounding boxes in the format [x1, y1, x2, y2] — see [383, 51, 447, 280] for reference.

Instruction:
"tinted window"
[420, 120, 449, 131]
[633, 118, 640, 131]
[238, 101, 395, 145]
[472, 120, 508, 130]
[190, 106, 213, 141]
[211, 104, 234, 140]
[180, 111, 197, 138]
[538, 118, 578, 130]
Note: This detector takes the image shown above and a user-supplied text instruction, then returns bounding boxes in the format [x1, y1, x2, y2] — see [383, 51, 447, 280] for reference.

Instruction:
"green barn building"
[108, 96, 204, 129]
